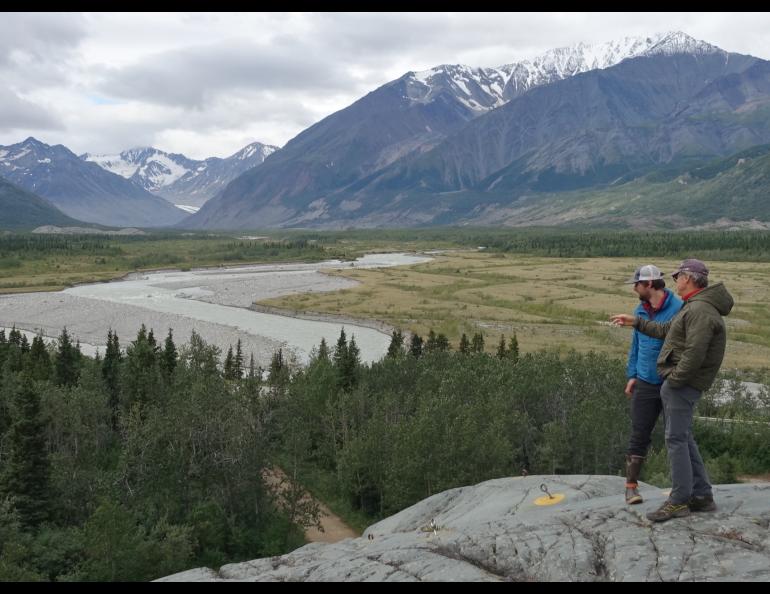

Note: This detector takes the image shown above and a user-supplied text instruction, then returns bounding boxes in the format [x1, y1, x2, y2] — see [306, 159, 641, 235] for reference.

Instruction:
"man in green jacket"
[611, 258, 734, 522]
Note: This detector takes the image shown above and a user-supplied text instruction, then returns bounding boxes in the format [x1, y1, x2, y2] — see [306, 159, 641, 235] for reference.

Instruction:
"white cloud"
[0, 88, 63, 132]
[2, 12, 770, 159]
[95, 39, 355, 108]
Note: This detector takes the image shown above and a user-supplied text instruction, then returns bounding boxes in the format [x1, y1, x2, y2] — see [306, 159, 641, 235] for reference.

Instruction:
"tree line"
[473, 229, 770, 260]
[1, 324, 768, 580]
[273, 328, 769, 520]
[0, 326, 305, 581]
[280, 228, 770, 261]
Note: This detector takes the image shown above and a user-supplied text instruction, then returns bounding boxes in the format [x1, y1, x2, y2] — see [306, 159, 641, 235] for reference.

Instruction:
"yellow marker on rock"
[534, 483, 566, 506]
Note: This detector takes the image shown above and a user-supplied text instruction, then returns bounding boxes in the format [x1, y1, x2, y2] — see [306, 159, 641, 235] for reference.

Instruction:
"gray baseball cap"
[625, 264, 664, 284]
[672, 258, 709, 279]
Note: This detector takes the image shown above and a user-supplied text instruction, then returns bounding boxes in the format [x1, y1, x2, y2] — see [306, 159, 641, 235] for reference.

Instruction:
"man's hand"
[624, 378, 637, 398]
[610, 314, 635, 327]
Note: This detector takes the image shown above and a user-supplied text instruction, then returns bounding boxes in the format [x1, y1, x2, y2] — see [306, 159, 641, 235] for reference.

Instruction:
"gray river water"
[0, 253, 431, 366]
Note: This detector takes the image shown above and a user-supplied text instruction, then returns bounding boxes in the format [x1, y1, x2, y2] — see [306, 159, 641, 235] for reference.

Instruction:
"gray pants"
[661, 380, 713, 504]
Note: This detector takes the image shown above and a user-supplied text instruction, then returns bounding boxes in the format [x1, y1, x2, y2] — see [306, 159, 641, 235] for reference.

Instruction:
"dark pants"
[661, 380, 712, 504]
[627, 379, 664, 457]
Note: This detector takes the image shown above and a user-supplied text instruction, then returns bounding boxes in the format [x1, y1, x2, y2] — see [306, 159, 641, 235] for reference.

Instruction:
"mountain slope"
[0, 138, 186, 227]
[483, 144, 770, 228]
[303, 51, 770, 227]
[186, 32, 715, 229]
[0, 177, 84, 230]
[358, 52, 764, 199]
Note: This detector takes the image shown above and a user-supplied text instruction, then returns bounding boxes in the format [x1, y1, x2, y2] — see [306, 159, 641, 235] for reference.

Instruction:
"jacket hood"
[690, 282, 734, 316]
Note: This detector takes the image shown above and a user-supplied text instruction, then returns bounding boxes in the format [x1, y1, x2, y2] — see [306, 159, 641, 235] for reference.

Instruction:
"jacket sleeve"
[626, 329, 639, 379]
[634, 317, 671, 339]
[666, 310, 714, 388]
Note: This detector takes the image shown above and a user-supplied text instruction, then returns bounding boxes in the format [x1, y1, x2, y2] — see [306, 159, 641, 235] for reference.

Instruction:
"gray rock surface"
[158, 475, 770, 581]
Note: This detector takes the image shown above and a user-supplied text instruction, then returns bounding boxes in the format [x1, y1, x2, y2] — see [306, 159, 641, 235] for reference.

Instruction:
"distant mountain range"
[0, 138, 187, 227]
[5, 31, 770, 231]
[185, 32, 770, 229]
[0, 137, 276, 229]
[82, 142, 277, 209]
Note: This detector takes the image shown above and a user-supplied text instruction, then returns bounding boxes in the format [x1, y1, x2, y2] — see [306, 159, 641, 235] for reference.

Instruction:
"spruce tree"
[147, 328, 158, 354]
[458, 333, 470, 354]
[333, 328, 348, 369]
[160, 329, 177, 378]
[317, 338, 330, 362]
[224, 346, 235, 380]
[409, 333, 423, 359]
[123, 324, 161, 408]
[332, 328, 362, 390]
[103, 330, 122, 430]
[55, 327, 80, 388]
[248, 353, 257, 379]
[234, 339, 244, 379]
[508, 333, 520, 363]
[386, 329, 404, 358]
[0, 373, 51, 528]
[339, 335, 361, 390]
[496, 335, 507, 359]
[8, 326, 22, 347]
[27, 334, 51, 381]
[269, 348, 289, 389]
[470, 332, 483, 353]
[0, 329, 7, 372]
[3, 339, 24, 374]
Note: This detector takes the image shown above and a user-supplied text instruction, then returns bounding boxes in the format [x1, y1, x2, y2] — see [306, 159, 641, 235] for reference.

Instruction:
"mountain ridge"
[83, 141, 278, 209]
[187, 44, 769, 229]
[0, 137, 187, 228]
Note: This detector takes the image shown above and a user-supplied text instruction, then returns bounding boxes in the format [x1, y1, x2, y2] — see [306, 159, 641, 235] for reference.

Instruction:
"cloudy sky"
[3, 12, 770, 159]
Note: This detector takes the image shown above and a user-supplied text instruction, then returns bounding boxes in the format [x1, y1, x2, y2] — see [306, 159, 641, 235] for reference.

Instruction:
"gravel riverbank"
[0, 254, 429, 367]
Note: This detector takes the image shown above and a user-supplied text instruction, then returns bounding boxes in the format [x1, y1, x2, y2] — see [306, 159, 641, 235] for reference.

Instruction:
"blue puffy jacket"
[626, 288, 683, 385]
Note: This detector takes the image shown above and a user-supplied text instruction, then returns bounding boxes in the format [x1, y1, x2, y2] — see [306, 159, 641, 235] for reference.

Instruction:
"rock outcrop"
[159, 475, 770, 581]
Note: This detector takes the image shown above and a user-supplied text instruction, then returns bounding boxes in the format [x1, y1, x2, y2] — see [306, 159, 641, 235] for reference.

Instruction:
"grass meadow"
[261, 250, 770, 371]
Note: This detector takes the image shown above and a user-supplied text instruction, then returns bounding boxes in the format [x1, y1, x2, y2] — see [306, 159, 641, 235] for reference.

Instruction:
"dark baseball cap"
[672, 258, 709, 279]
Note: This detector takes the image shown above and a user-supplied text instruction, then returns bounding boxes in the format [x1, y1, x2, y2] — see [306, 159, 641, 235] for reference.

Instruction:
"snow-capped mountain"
[187, 31, 767, 230]
[84, 147, 197, 191]
[83, 142, 278, 209]
[0, 137, 187, 227]
[403, 31, 722, 112]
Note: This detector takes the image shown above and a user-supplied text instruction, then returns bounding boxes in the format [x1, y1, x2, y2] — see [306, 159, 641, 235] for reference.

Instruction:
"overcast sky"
[3, 12, 770, 159]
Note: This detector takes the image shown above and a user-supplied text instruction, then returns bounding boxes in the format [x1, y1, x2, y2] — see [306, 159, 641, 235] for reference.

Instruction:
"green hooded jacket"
[635, 282, 734, 392]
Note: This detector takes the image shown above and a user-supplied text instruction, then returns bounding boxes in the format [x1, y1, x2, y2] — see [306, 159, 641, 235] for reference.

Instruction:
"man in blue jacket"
[623, 264, 683, 504]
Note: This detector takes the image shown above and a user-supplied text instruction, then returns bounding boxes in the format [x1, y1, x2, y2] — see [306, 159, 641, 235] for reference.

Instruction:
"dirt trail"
[263, 468, 359, 543]
[304, 500, 359, 543]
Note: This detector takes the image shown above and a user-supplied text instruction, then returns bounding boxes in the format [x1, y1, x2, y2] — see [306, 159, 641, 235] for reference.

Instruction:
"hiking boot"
[688, 495, 717, 513]
[646, 500, 690, 522]
[625, 483, 643, 504]
[625, 455, 644, 504]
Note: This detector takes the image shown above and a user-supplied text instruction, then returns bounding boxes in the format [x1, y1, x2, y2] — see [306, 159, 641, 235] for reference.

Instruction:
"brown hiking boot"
[646, 500, 690, 522]
[688, 495, 717, 512]
[625, 483, 643, 504]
